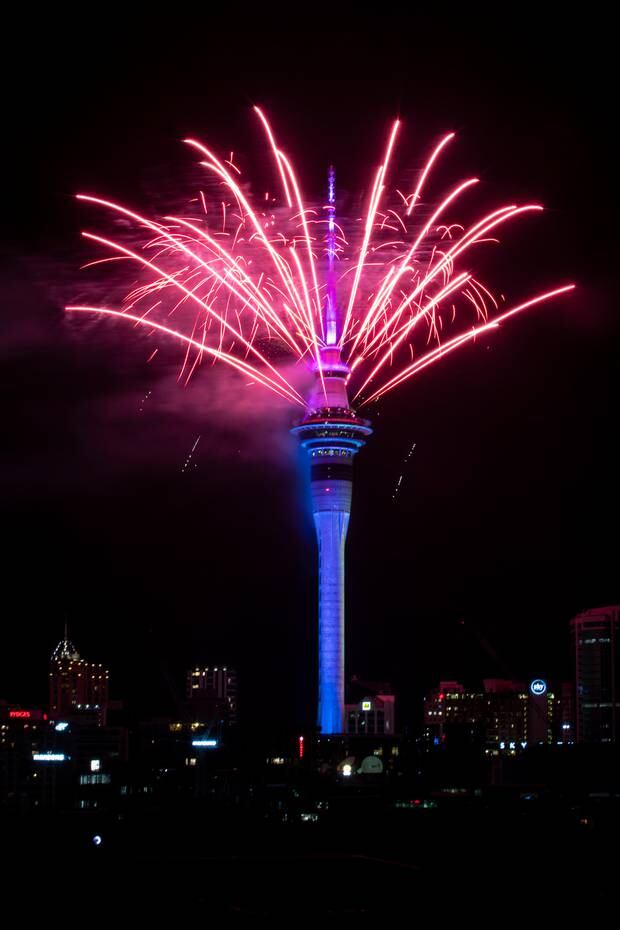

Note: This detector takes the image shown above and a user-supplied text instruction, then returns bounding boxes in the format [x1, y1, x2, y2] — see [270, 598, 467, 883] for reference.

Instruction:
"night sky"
[1, 13, 616, 734]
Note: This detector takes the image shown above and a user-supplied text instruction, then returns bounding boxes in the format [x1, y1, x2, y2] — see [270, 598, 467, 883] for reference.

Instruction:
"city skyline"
[2, 607, 616, 743]
[1, 15, 616, 735]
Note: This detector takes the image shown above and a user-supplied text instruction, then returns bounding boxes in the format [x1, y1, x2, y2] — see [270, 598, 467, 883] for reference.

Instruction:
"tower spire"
[51, 622, 79, 662]
[325, 165, 338, 346]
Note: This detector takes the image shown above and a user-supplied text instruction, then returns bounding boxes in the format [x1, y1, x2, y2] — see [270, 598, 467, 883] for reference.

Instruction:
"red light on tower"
[298, 735, 304, 759]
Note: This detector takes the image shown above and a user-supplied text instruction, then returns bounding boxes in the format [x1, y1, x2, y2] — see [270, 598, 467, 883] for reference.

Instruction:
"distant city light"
[55, 722, 69, 731]
[92, 835, 103, 846]
[33, 753, 67, 762]
[9, 710, 31, 719]
[90, 758, 101, 771]
[342, 763, 353, 777]
[362, 700, 372, 711]
[298, 735, 304, 759]
[191, 739, 218, 747]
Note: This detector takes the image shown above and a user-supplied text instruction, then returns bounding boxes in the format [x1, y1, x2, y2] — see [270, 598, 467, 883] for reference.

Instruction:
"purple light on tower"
[325, 165, 338, 346]
[67, 109, 575, 735]
[292, 168, 372, 734]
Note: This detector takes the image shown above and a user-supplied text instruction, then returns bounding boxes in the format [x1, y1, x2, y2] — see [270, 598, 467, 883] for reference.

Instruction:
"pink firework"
[67, 109, 574, 407]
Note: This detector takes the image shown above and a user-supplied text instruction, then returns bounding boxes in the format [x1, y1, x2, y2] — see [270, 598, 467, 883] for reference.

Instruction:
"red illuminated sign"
[298, 735, 304, 759]
[9, 710, 31, 719]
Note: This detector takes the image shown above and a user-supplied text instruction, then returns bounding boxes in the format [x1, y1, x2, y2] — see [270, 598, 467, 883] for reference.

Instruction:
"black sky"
[1, 12, 616, 733]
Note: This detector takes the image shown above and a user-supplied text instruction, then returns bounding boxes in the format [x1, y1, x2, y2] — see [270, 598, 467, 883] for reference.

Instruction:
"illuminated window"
[80, 774, 110, 785]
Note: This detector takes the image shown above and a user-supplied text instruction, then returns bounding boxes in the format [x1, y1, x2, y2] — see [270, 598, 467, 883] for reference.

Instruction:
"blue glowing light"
[33, 753, 67, 762]
[294, 373, 372, 734]
[530, 679, 547, 696]
[191, 739, 218, 748]
[55, 722, 69, 732]
[92, 835, 103, 846]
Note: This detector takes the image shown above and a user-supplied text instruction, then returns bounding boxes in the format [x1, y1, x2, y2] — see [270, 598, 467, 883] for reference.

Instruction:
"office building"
[49, 628, 109, 725]
[187, 666, 237, 725]
[345, 694, 395, 736]
[423, 679, 555, 750]
[571, 606, 620, 743]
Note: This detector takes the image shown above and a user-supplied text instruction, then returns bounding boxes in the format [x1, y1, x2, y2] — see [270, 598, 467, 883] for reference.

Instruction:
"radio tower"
[292, 167, 372, 734]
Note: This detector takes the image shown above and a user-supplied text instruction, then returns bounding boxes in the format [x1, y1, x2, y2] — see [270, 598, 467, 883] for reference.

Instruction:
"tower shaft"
[312, 464, 351, 733]
[292, 347, 371, 734]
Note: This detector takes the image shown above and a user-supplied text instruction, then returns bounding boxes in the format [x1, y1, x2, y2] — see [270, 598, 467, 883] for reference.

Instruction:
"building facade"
[571, 606, 620, 743]
[423, 679, 557, 750]
[187, 666, 237, 726]
[345, 694, 395, 737]
[49, 630, 109, 725]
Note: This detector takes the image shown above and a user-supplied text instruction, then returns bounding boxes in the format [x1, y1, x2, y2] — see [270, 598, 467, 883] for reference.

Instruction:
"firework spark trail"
[68, 110, 575, 406]
[65, 306, 306, 405]
[181, 434, 201, 473]
[358, 284, 576, 406]
[392, 441, 417, 503]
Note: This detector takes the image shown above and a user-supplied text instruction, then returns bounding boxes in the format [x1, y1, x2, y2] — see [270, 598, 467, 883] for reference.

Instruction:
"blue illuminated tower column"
[291, 169, 371, 734]
[292, 356, 371, 733]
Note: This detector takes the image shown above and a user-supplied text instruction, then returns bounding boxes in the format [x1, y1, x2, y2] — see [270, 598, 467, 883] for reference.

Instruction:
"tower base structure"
[292, 348, 371, 734]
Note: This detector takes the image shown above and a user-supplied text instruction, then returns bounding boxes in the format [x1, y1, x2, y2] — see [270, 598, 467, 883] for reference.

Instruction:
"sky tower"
[67, 111, 575, 732]
[292, 167, 372, 734]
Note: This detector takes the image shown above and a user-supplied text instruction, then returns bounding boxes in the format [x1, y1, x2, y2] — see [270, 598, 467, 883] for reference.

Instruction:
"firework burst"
[67, 109, 574, 408]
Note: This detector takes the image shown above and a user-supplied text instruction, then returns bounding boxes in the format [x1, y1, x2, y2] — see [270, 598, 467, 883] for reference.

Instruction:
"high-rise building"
[571, 606, 620, 743]
[187, 666, 237, 725]
[423, 679, 555, 750]
[49, 628, 109, 725]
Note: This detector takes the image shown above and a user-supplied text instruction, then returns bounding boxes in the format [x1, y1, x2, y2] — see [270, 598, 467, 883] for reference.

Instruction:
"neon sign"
[530, 679, 547, 696]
